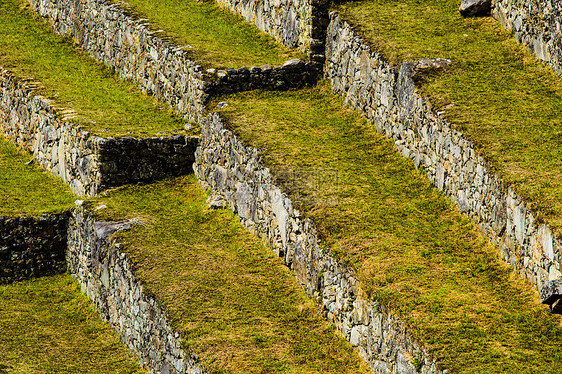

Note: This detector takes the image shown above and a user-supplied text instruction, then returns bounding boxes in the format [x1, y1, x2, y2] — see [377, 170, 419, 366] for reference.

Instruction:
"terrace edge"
[0, 67, 198, 197]
[194, 112, 446, 374]
[324, 12, 562, 293]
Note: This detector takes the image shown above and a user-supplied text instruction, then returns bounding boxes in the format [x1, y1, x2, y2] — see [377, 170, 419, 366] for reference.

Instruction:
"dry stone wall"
[493, 0, 562, 73]
[28, 0, 317, 123]
[0, 212, 68, 283]
[213, 0, 329, 66]
[0, 68, 198, 196]
[68, 204, 204, 374]
[324, 13, 562, 292]
[97, 135, 197, 191]
[194, 113, 445, 374]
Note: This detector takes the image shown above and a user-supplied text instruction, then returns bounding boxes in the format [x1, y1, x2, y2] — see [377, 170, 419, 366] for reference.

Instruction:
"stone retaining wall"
[324, 13, 562, 292]
[0, 212, 69, 283]
[194, 113, 444, 374]
[493, 0, 562, 74]
[213, 0, 329, 67]
[0, 68, 198, 196]
[68, 204, 204, 374]
[97, 135, 197, 191]
[28, 0, 317, 123]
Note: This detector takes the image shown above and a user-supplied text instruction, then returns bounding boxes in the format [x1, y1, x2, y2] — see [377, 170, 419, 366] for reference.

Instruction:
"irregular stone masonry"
[67, 204, 204, 373]
[28, 0, 317, 123]
[25, 0, 562, 289]
[5, 1, 562, 372]
[324, 13, 562, 293]
[214, 0, 329, 67]
[194, 113, 445, 374]
[0, 206, 203, 373]
[493, 0, 562, 74]
[0, 212, 68, 283]
[0, 68, 198, 196]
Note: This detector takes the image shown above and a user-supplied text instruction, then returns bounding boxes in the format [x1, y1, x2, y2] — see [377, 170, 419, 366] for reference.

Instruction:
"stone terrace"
[4, 0, 562, 372]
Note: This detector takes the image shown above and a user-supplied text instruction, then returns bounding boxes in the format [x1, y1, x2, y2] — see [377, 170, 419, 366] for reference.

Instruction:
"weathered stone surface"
[459, 0, 492, 17]
[28, 0, 318, 123]
[68, 206, 204, 373]
[540, 278, 562, 306]
[0, 212, 69, 283]
[493, 0, 562, 73]
[323, 13, 561, 294]
[195, 113, 444, 374]
[213, 0, 329, 66]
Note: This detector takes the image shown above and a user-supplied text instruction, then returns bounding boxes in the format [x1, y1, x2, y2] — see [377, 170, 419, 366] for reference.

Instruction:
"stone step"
[28, 0, 318, 123]
[68, 175, 370, 373]
[201, 85, 562, 373]
[0, 0, 199, 196]
[0, 137, 74, 282]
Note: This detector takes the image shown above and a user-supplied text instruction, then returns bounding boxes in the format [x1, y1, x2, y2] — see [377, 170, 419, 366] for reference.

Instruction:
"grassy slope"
[93, 175, 370, 374]
[113, 0, 303, 69]
[215, 84, 562, 373]
[0, 137, 75, 216]
[0, 274, 144, 373]
[0, 0, 190, 137]
[334, 0, 562, 234]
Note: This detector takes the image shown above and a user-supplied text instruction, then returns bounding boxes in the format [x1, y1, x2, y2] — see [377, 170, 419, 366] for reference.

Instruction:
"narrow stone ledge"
[194, 112, 445, 374]
[0, 212, 69, 283]
[28, 0, 320, 123]
[68, 204, 205, 373]
[323, 12, 561, 295]
[0, 68, 199, 196]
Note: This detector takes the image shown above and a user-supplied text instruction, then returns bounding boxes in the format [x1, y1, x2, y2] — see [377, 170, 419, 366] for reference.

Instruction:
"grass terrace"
[93, 175, 370, 374]
[112, 0, 303, 69]
[0, 0, 191, 138]
[214, 83, 562, 373]
[0, 274, 144, 373]
[0, 137, 75, 216]
[334, 0, 562, 234]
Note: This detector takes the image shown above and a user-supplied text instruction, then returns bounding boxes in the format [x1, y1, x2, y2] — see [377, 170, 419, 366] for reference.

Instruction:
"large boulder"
[540, 279, 562, 314]
[459, 0, 492, 17]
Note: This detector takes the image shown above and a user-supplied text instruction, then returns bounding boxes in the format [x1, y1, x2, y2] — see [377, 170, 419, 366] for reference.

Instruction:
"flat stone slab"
[459, 0, 492, 17]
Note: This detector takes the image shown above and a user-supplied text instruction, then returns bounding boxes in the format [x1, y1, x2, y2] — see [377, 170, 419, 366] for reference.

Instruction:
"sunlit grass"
[0, 0, 191, 137]
[335, 0, 562, 234]
[0, 137, 75, 216]
[114, 0, 303, 69]
[0, 274, 144, 373]
[215, 83, 562, 373]
[92, 175, 370, 373]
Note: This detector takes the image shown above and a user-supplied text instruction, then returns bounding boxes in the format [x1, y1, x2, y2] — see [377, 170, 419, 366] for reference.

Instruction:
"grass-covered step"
[0, 137, 75, 282]
[0, 274, 144, 373]
[211, 83, 562, 373]
[1, 0, 198, 196]
[334, 0, 562, 236]
[107, 0, 302, 69]
[28, 0, 315, 123]
[88, 175, 370, 373]
[0, 0, 189, 138]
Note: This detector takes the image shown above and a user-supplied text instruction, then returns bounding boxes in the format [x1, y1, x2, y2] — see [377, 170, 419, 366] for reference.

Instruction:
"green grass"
[0, 274, 144, 373]
[0, 0, 192, 137]
[93, 175, 370, 374]
[214, 83, 562, 373]
[0, 137, 75, 216]
[334, 0, 562, 234]
[113, 0, 303, 69]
